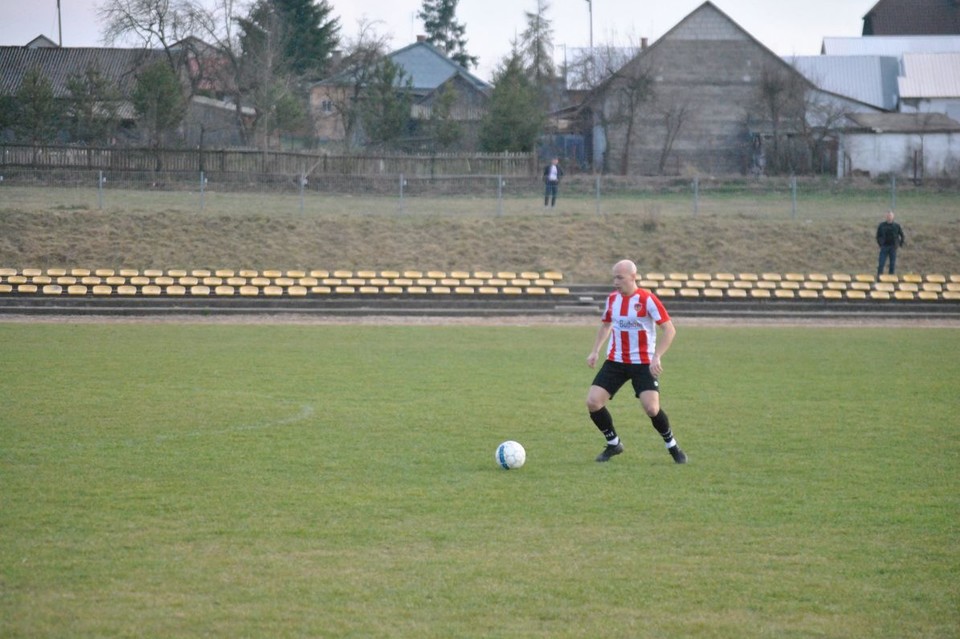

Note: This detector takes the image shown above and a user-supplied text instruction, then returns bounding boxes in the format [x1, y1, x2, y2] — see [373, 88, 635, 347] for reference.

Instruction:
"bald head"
[612, 260, 638, 294]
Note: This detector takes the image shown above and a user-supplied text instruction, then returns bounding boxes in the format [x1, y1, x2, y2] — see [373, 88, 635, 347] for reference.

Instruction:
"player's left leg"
[639, 389, 687, 464]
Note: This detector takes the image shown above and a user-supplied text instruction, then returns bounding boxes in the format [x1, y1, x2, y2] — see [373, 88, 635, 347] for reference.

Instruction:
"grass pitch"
[1, 322, 958, 638]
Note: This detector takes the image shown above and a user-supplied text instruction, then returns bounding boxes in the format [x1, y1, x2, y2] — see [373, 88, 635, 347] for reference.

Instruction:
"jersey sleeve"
[601, 293, 614, 323]
[649, 292, 671, 324]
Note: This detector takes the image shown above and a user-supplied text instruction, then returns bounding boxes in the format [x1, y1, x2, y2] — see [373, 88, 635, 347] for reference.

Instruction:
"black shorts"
[592, 360, 660, 398]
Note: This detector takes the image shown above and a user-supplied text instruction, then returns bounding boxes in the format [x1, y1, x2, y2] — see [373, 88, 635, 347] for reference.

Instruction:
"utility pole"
[585, 0, 594, 82]
[57, 0, 63, 46]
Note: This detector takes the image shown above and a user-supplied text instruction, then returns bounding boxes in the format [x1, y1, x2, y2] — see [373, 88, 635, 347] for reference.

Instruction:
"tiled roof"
[0, 46, 165, 98]
[863, 0, 960, 35]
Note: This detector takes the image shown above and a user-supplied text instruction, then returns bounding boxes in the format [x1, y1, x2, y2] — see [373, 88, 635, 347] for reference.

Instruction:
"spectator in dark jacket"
[543, 158, 564, 207]
[876, 210, 905, 277]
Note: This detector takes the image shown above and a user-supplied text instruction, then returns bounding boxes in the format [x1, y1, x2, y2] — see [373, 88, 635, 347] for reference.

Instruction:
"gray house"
[582, 2, 856, 176]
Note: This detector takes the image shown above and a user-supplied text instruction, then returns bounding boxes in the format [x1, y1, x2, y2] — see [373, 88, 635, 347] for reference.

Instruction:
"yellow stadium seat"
[71, 268, 91, 277]
[703, 288, 724, 299]
[726, 288, 748, 298]
[802, 281, 824, 290]
[784, 273, 805, 282]
[166, 285, 186, 295]
[191, 269, 212, 278]
[309, 270, 330, 278]
[732, 280, 753, 289]
[46, 268, 67, 277]
[179, 277, 199, 286]
[141, 285, 162, 296]
[808, 273, 828, 282]
[923, 282, 943, 293]
[227, 277, 246, 286]
[899, 283, 919, 292]
[42, 284, 63, 295]
[407, 286, 428, 294]
[463, 278, 484, 286]
[311, 286, 332, 294]
[822, 290, 843, 300]
[854, 274, 875, 283]
[850, 282, 871, 291]
[874, 282, 895, 292]
[31, 275, 52, 284]
[239, 269, 259, 278]
[335, 286, 356, 294]
[521, 271, 540, 280]
[684, 280, 706, 289]
[215, 286, 236, 296]
[104, 276, 125, 285]
[780, 281, 800, 290]
[416, 278, 437, 286]
[129, 276, 149, 286]
[154, 276, 174, 286]
[894, 291, 915, 300]
[668, 272, 689, 281]
[239, 286, 260, 296]
[917, 291, 939, 301]
[550, 287, 570, 295]
[431, 286, 452, 294]
[798, 289, 821, 299]
[299, 277, 319, 287]
[511, 278, 532, 286]
[441, 278, 461, 286]
[738, 273, 758, 281]
[93, 285, 114, 295]
[473, 270, 493, 279]
[67, 285, 87, 295]
[774, 289, 795, 299]
[502, 287, 523, 295]
[750, 289, 771, 298]
[203, 277, 223, 286]
[946, 283, 960, 292]
[831, 273, 851, 282]
[756, 281, 776, 289]
[714, 273, 735, 281]
[383, 286, 404, 294]
[288, 286, 308, 296]
[286, 270, 306, 278]
[263, 286, 284, 296]
[357, 270, 378, 278]
[869, 290, 891, 300]
[655, 288, 676, 297]
[901, 274, 922, 284]
[878, 274, 899, 283]
[526, 287, 547, 295]
[761, 273, 782, 281]
[478, 286, 498, 294]
[22, 268, 42, 277]
[274, 277, 295, 286]
[827, 281, 847, 291]
[0, 268, 16, 278]
[0, 284, 13, 293]
[926, 274, 946, 284]
[709, 280, 730, 289]
[262, 269, 283, 278]
[428, 271, 447, 279]
[250, 277, 270, 286]
[543, 271, 563, 281]
[846, 290, 867, 300]
[450, 271, 471, 279]
[645, 272, 665, 281]
[455, 286, 475, 294]
[403, 270, 423, 278]
[358, 286, 379, 294]
[497, 271, 517, 279]
[942, 291, 960, 301]
[679, 288, 700, 298]
[487, 278, 508, 286]
[691, 273, 712, 281]
[190, 286, 211, 296]
[57, 276, 78, 285]
[216, 269, 235, 277]
[81, 276, 101, 285]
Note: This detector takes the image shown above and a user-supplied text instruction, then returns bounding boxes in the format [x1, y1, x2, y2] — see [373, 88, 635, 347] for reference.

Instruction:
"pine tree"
[418, 0, 478, 69]
[479, 54, 543, 152]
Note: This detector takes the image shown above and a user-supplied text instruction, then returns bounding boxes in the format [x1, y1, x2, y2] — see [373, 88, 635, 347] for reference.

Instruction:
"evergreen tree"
[13, 67, 62, 144]
[520, 0, 555, 85]
[132, 61, 186, 148]
[66, 66, 121, 144]
[478, 54, 543, 152]
[244, 0, 340, 79]
[418, 0, 478, 69]
[429, 83, 462, 150]
[359, 59, 414, 148]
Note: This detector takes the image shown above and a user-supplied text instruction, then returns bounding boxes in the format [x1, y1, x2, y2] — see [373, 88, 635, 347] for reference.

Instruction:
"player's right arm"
[587, 322, 612, 368]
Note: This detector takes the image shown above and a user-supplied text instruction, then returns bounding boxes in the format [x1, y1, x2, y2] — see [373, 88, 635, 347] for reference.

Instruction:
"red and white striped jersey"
[601, 288, 671, 364]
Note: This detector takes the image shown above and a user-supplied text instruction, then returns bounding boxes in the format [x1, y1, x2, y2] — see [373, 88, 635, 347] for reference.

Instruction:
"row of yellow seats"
[641, 272, 959, 285]
[0, 283, 572, 297]
[0, 267, 564, 281]
[655, 286, 960, 302]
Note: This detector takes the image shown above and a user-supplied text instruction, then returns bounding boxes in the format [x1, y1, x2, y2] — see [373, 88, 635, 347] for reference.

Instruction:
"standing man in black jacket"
[876, 210, 905, 277]
[543, 157, 564, 207]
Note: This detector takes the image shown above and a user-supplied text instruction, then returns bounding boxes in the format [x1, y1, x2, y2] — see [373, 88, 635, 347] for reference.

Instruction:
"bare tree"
[657, 101, 693, 175]
[99, 0, 196, 70]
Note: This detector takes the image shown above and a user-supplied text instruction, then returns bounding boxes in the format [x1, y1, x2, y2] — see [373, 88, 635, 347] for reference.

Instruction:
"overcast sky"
[1, 0, 878, 80]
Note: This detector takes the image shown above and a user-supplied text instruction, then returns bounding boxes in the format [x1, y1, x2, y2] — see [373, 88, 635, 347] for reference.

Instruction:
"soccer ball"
[495, 440, 526, 470]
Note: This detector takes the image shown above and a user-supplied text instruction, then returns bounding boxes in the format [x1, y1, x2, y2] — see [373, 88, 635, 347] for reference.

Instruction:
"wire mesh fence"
[1, 167, 955, 221]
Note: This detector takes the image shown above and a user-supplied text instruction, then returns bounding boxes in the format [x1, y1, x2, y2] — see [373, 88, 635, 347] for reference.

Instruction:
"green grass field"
[2, 322, 958, 638]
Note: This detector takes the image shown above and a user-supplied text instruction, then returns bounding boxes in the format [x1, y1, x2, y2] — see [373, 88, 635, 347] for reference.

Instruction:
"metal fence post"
[497, 175, 504, 217]
[890, 175, 897, 211]
[98, 170, 104, 210]
[692, 177, 699, 216]
[200, 171, 206, 211]
[595, 174, 601, 216]
[791, 175, 798, 219]
[299, 173, 306, 214]
[398, 173, 405, 214]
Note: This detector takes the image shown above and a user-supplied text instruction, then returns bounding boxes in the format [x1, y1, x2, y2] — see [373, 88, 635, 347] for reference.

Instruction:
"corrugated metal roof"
[821, 35, 960, 56]
[388, 41, 491, 93]
[0, 47, 164, 98]
[789, 55, 900, 110]
[898, 52, 960, 98]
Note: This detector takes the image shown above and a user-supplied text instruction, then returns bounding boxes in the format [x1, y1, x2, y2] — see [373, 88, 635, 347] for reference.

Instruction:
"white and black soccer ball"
[495, 440, 526, 470]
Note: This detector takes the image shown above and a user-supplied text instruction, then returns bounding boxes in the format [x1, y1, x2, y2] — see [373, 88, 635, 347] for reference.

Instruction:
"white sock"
[665, 438, 677, 449]
[607, 436, 620, 446]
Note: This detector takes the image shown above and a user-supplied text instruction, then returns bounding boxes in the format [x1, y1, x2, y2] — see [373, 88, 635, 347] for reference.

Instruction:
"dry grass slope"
[1, 209, 958, 283]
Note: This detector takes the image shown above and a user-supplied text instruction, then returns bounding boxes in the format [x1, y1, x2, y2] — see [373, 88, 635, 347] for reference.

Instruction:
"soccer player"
[585, 259, 687, 464]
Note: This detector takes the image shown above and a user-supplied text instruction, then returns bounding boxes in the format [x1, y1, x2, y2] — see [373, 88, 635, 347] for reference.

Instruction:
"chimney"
[417, 35, 427, 43]
[641, 37, 648, 50]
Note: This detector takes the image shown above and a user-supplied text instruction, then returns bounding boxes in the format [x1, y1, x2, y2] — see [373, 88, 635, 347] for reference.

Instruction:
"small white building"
[839, 112, 960, 179]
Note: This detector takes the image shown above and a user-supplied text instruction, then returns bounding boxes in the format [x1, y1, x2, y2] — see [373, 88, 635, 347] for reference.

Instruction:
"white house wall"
[840, 131, 960, 178]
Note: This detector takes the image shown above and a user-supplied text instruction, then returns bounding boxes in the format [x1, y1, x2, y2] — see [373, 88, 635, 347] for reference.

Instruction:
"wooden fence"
[0, 145, 538, 178]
